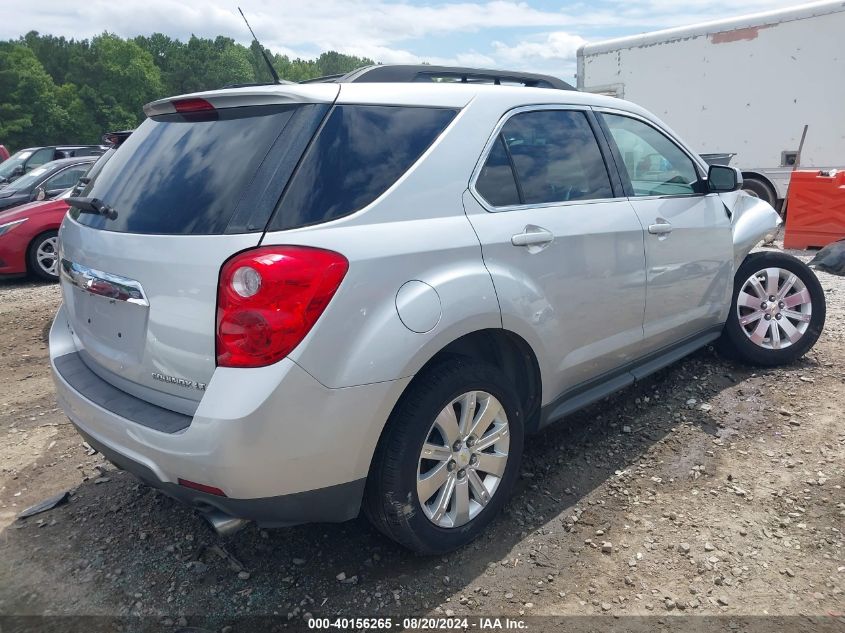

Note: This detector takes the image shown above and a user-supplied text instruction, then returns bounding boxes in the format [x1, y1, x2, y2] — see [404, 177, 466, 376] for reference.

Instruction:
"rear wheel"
[718, 252, 825, 366]
[364, 358, 523, 554]
[27, 230, 60, 282]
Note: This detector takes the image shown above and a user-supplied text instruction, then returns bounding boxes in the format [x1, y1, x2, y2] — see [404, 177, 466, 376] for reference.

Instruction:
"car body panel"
[49, 81, 785, 524]
[462, 190, 648, 406]
[628, 193, 734, 353]
[723, 190, 783, 271]
[50, 306, 411, 500]
[0, 198, 68, 276]
[58, 217, 262, 411]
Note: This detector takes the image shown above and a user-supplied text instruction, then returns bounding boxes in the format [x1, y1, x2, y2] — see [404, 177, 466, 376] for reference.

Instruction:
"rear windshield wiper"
[67, 197, 118, 220]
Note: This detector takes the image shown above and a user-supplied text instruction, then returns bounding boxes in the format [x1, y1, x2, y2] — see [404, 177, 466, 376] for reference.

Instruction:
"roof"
[579, 0, 845, 56]
[146, 81, 626, 117]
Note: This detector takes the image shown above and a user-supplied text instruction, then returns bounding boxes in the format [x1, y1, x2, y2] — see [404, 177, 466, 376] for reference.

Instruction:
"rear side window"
[269, 105, 456, 231]
[500, 110, 613, 205]
[71, 105, 315, 235]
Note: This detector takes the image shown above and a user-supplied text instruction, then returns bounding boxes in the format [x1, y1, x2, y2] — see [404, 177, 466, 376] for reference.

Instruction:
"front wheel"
[27, 230, 60, 282]
[364, 359, 524, 554]
[718, 251, 825, 366]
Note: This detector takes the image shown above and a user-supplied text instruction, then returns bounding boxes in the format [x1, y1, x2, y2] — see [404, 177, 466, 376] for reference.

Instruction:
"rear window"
[71, 105, 312, 235]
[269, 105, 457, 231]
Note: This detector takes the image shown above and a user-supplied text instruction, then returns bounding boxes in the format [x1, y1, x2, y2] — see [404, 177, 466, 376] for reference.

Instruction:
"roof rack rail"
[302, 64, 575, 90]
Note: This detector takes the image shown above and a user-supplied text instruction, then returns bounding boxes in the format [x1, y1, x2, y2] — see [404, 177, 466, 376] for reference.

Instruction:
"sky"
[2, 0, 804, 80]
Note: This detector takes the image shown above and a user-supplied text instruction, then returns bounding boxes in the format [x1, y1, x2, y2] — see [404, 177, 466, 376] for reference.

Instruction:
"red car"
[0, 195, 68, 280]
[0, 130, 133, 282]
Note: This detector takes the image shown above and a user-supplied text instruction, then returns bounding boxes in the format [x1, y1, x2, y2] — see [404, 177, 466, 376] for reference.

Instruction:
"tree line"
[0, 31, 375, 152]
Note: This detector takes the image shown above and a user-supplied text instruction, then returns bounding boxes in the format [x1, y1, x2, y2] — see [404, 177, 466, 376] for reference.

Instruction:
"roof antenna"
[238, 6, 282, 84]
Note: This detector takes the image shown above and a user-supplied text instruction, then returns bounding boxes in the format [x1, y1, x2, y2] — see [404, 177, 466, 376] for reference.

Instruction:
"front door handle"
[648, 219, 673, 235]
[511, 225, 554, 247]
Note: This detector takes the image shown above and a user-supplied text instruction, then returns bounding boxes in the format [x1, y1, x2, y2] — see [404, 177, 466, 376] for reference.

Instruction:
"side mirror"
[34, 187, 47, 201]
[707, 165, 743, 193]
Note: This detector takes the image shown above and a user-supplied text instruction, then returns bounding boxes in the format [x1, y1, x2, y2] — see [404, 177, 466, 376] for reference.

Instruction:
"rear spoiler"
[143, 84, 339, 117]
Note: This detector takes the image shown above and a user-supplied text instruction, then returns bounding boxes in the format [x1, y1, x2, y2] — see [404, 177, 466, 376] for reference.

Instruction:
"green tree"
[0, 43, 64, 149]
[1, 31, 380, 151]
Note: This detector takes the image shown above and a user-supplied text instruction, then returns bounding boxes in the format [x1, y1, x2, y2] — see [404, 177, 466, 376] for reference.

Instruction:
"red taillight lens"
[173, 98, 215, 113]
[216, 246, 349, 368]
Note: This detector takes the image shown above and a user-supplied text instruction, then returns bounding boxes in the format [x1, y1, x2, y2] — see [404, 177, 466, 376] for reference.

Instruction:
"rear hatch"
[58, 85, 337, 414]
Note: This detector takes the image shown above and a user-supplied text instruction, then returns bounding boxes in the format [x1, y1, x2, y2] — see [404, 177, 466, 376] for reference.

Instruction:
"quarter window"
[475, 136, 520, 207]
[270, 105, 457, 231]
[476, 109, 613, 207]
[602, 114, 699, 197]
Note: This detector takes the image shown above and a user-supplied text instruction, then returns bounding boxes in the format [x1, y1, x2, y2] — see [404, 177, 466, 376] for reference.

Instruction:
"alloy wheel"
[736, 267, 812, 350]
[35, 236, 59, 278]
[417, 390, 510, 528]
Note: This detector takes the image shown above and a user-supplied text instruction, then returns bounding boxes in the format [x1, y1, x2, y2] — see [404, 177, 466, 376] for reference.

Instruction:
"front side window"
[476, 109, 613, 207]
[602, 114, 699, 197]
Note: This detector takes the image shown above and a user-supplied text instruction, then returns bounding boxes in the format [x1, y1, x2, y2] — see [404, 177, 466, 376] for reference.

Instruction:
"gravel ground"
[0, 245, 843, 632]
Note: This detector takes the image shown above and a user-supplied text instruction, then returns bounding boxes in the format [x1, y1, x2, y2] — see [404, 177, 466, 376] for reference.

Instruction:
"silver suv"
[50, 66, 825, 554]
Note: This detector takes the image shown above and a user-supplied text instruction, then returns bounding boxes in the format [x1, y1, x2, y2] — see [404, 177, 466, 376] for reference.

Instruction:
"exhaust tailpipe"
[203, 510, 250, 537]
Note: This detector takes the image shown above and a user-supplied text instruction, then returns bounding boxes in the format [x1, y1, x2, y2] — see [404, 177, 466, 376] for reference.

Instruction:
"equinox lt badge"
[151, 372, 206, 391]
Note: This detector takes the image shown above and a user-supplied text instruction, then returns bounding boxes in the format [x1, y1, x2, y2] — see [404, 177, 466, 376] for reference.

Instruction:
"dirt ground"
[0, 245, 842, 633]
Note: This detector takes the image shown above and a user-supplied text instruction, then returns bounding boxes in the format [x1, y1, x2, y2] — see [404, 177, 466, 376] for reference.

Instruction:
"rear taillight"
[216, 246, 348, 368]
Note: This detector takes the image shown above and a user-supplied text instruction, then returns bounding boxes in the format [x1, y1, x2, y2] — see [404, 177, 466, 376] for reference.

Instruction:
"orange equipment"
[783, 170, 845, 249]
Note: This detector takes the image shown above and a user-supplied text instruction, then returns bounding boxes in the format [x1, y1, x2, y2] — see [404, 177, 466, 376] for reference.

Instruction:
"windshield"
[0, 151, 33, 180]
[4, 164, 51, 192]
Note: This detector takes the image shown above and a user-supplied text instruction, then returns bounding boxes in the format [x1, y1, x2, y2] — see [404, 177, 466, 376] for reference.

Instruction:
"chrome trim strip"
[60, 259, 149, 307]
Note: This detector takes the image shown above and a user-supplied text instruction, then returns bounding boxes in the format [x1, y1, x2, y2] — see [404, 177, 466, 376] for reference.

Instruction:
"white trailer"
[576, 0, 845, 207]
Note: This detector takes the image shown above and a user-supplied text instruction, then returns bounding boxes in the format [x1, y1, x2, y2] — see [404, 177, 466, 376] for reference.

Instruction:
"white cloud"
[492, 31, 586, 64]
[0, 0, 800, 80]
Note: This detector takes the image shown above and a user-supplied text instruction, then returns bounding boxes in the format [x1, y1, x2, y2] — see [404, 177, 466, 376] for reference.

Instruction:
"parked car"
[0, 195, 69, 281]
[0, 145, 105, 185]
[0, 145, 9, 162]
[49, 66, 826, 554]
[0, 157, 95, 213]
[0, 133, 132, 281]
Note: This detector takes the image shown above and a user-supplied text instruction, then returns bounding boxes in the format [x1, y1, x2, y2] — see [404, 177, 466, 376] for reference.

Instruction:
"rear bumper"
[50, 304, 411, 526]
[75, 427, 365, 527]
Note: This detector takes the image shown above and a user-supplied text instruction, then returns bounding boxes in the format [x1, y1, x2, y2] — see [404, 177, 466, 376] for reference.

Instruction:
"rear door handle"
[648, 220, 673, 235]
[511, 225, 554, 247]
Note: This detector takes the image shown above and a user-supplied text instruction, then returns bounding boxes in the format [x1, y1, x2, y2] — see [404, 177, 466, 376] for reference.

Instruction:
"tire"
[364, 358, 524, 554]
[718, 251, 825, 366]
[741, 177, 778, 208]
[27, 230, 60, 282]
